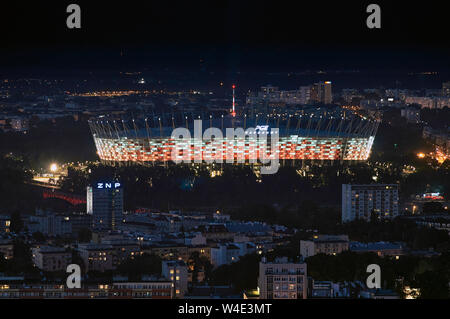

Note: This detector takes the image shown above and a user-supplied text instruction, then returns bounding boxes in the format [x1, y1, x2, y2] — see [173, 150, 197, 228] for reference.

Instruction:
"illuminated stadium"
[88, 109, 380, 165]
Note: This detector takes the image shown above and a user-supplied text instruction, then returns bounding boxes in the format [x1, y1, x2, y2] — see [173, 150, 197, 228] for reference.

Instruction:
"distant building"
[401, 107, 421, 124]
[87, 182, 123, 231]
[342, 184, 399, 223]
[311, 81, 333, 104]
[111, 281, 172, 299]
[27, 212, 71, 236]
[360, 289, 400, 299]
[411, 215, 450, 235]
[101, 239, 143, 267]
[300, 235, 349, 258]
[258, 257, 307, 299]
[143, 244, 189, 262]
[184, 232, 206, 246]
[31, 246, 71, 272]
[162, 260, 188, 298]
[9, 117, 28, 132]
[246, 85, 315, 106]
[309, 280, 343, 298]
[0, 215, 11, 233]
[198, 224, 233, 241]
[442, 81, 450, 97]
[405, 96, 450, 109]
[349, 242, 404, 258]
[341, 88, 362, 104]
[0, 281, 172, 299]
[68, 213, 93, 234]
[210, 242, 255, 267]
[0, 240, 13, 260]
[77, 243, 115, 272]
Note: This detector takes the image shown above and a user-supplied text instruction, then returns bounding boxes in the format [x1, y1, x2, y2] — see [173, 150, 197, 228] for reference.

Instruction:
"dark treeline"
[1, 110, 448, 214]
[57, 158, 449, 212]
[0, 155, 41, 213]
[58, 163, 386, 211]
[0, 116, 97, 169]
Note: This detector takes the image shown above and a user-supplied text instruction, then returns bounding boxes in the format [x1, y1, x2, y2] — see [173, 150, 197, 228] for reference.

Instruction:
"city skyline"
[0, 0, 449, 308]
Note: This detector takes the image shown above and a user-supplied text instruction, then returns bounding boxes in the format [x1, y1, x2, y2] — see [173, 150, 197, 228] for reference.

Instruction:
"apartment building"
[258, 257, 307, 299]
[300, 235, 349, 258]
[342, 184, 399, 223]
[31, 246, 72, 272]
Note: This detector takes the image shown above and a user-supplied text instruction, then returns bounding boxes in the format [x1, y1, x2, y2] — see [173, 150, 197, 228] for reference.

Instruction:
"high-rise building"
[87, 182, 123, 230]
[258, 257, 307, 299]
[311, 81, 333, 104]
[442, 81, 450, 97]
[322, 81, 333, 104]
[298, 85, 312, 104]
[342, 184, 399, 223]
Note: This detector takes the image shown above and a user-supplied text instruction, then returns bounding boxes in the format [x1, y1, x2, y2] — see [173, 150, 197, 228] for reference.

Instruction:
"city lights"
[0, 1, 449, 304]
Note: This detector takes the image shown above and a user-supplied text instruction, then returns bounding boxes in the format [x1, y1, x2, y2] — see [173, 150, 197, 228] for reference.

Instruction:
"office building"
[87, 182, 123, 231]
[342, 184, 399, 223]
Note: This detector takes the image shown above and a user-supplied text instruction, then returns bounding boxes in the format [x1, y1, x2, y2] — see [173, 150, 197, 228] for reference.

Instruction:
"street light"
[417, 153, 425, 159]
[50, 163, 58, 173]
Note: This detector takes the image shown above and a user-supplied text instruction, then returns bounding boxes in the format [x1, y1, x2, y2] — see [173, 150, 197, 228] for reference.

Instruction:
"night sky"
[1, 1, 449, 73]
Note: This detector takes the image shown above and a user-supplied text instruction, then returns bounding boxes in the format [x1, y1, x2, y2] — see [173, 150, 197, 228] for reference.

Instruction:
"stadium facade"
[88, 111, 379, 165]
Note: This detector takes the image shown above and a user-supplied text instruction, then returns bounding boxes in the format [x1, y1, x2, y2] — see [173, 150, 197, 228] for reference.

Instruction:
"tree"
[4, 240, 37, 275]
[117, 254, 162, 281]
[77, 228, 92, 243]
[189, 252, 212, 283]
[209, 254, 261, 293]
[10, 210, 23, 233]
[414, 270, 449, 299]
[32, 232, 46, 242]
[422, 202, 444, 215]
